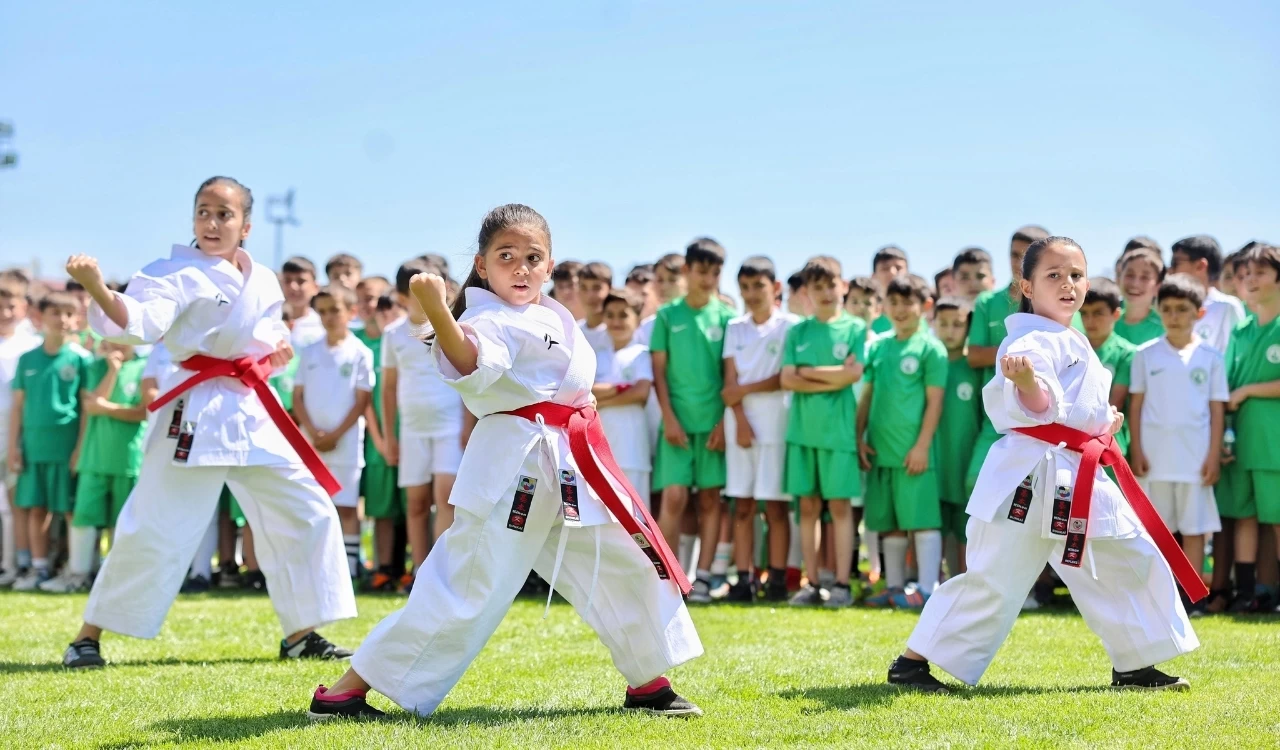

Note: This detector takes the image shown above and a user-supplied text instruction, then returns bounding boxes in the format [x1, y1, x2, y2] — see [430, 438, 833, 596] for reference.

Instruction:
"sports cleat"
[39, 572, 91, 593]
[63, 638, 106, 669]
[888, 656, 950, 693]
[891, 587, 930, 610]
[308, 685, 386, 721]
[864, 586, 902, 608]
[622, 685, 703, 717]
[280, 632, 354, 661]
[0, 567, 19, 587]
[788, 583, 823, 607]
[823, 584, 855, 608]
[1111, 666, 1189, 691]
[687, 577, 713, 604]
[12, 568, 52, 591]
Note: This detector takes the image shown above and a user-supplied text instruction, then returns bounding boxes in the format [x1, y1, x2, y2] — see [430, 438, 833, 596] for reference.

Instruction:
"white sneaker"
[1021, 593, 1040, 611]
[39, 572, 90, 593]
[0, 568, 19, 587]
[12, 569, 51, 591]
[687, 578, 713, 604]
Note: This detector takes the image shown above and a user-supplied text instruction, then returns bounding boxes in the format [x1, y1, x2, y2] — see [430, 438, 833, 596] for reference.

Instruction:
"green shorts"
[219, 485, 246, 527]
[865, 465, 942, 533]
[783, 444, 861, 500]
[940, 501, 968, 543]
[361, 463, 404, 519]
[1216, 465, 1280, 524]
[653, 429, 726, 491]
[73, 472, 135, 528]
[15, 462, 75, 513]
[964, 425, 1001, 497]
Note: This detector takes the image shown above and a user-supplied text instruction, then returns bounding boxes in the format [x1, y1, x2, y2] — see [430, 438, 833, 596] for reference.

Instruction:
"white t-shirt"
[0, 328, 42, 445]
[1196, 287, 1246, 356]
[1130, 336, 1229, 483]
[722, 310, 797, 444]
[634, 315, 656, 347]
[595, 343, 653, 472]
[381, 317, 464, 438]
[296, 335, 374, 467]
[290, 308, 327, 351]
[579, 318, 611, 353]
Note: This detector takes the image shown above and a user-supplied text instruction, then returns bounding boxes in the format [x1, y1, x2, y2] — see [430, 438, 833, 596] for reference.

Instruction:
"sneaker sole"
[888, 680, 949, 695]
[307, 709, 385, 722]
[1114, 679, 1190, 691]
[64, 662, 106, 670]
[624, 706, 704, 717]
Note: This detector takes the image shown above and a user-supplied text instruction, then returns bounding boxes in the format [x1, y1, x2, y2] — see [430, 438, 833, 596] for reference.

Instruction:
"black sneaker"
[63, 638, 106, 669]
[242, 569, 268, 592]
[180, 574, 211, 594]
[307, 685, 386, 721]
[281, 632, 354, 661]
[763, 576, 789, 603]
[887, 656, 950, 693]
[1111, 666, 1189, 691]
[724, 579, 755, 603]
[622, 686, 703, 717]
[1226, 594, 1258, 614]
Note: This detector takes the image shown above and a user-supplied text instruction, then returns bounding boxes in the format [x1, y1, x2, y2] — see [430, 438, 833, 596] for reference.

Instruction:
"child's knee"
[733, 501, 755, 521]
[827, 501, 852, 519]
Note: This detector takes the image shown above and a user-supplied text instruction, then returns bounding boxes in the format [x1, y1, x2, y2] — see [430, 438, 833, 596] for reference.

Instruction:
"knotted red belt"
[1013, 423, 1207, 602]
[500, 402, 692, 596]
[147, 354, 342, 497]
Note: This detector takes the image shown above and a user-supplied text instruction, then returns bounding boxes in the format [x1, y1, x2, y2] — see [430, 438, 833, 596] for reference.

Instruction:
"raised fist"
[66, 254, 105, 290]
[1000, 354, 1037, 389]
[409, 272, 449, 312]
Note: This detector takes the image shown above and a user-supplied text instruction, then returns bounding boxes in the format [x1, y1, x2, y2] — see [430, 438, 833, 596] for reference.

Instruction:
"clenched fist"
[66, 254, 106, 291]
[409, 272, 448, 314]
[1000, 354, 1037, 390]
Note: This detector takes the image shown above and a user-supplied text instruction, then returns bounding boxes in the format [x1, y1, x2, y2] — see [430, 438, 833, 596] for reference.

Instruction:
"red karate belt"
[1013, 423, 1208, 603]
[147, 354, 342, 497]
[500, 402, 692, 596]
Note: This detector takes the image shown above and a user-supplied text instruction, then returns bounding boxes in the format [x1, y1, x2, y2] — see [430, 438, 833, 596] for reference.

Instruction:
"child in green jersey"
[1080, 278, 1136, 456]
[42, 340, 148, 593]
[844, 276, 883, 329]
[932, 297, 981, 575]
[651, 238, 736, 603]
[858, 275, 947, 609]
[868, 246, 910, 335]
[1115, 247, 1166, 346]
[782, 256, 866, 608]
[951, 247, 996, 305]
[8, 292, 92, 590]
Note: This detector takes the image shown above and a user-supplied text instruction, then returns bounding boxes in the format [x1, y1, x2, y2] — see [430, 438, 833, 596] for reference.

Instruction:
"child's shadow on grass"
[778, 682, 1110, 712]
[0, 656, 277, 674]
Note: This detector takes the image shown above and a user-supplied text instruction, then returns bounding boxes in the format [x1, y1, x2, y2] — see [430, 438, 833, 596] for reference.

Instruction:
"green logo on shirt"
[1190, 367, 1208, 385]
[340, 363, 353, 378]
[766, 340, 780, 356]
[832, 342, 850, 359]
[1268, 345, 1280, 365]
[900, 356, 919, 375]
[59, 365, 77, 382]
[957, 382, 974, 401]
[123, 382, 137, 397]
[706, 326, 723, 342]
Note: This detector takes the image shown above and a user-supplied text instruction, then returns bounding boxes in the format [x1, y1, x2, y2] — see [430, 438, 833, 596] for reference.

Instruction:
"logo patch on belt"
[1051, 484, 1071, 536]
[167, 399, 185, 439]
[507, 475, 536, 532]
[559, 470, 580, 524]
[174, 421, 195, 462]
[1008, 474, 1034, 523]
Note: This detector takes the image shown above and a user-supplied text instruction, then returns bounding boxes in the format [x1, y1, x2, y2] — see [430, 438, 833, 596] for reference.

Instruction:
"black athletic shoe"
[1226, 594, 1258, 614]
[763, 576, 789, 603]
[1111, 666, 1189, 691]
[63, 638, 106, 669]
[622, 686, 703, 717]
[307, 685, 386, 721]
[180, 574, 211, 594]
[724, 579, 755, 603]
[887, 656, 950, 693]
[242, 569, 268, 592]
[280, 632, 354, 661]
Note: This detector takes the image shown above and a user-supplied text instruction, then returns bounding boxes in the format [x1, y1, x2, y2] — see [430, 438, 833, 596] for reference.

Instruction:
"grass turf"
[1, 590, 1277, 748]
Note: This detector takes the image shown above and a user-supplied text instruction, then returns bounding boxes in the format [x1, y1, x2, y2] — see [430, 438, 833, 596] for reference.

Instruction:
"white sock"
[32, 556, 49, 573]
[0, 483, 14, 573]
[68, 525, 97, 576]
[710, 542, 732, 576]
[865, 530, 881, 576]
[344, 534, 361, 579]
[17, 548, 31, 570]
[883, 536, 909, 590]
[678, 534, 698, 577]
[695, 567, 713, 585]
[915, 530, 943, 595]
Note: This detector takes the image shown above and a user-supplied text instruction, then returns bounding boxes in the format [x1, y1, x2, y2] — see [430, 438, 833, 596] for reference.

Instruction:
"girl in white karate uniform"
[60, 177, 357, 669]
[888, 236, 1202, 692]
[309, 204, 703, 720]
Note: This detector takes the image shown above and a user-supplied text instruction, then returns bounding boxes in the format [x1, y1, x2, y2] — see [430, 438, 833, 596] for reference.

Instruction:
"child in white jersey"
[1170, 235, 1246, 354]
[0, 276, 40, 586]
[309, 204, 702, 720]
[577, 261, 614, 352]
[1129, 274, 1227, 614]
[593, 288, 654, 502]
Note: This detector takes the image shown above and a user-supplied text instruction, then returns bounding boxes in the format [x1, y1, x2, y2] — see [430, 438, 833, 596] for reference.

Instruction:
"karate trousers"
[350, 474, 704, 716]
[906, 488, 1198, 686]
[84, 439, 357, 639]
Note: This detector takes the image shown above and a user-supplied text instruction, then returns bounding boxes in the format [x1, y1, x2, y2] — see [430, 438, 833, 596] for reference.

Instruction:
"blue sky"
[2, 1, 1277, 290]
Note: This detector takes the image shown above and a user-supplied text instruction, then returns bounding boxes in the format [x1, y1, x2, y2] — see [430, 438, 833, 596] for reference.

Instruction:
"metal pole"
[266, 189, 298, 270]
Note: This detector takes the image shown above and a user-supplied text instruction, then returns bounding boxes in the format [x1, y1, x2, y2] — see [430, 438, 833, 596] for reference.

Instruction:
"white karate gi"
[351, 287, 702, 716]
[82, 244, 356, 638]
[906, 313, 1197, 685]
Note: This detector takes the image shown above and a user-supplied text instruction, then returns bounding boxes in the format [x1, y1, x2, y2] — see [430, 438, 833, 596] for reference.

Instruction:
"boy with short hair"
[1129, 274, 1227, 614]
[626, 265, 661, 320]
[781, 256, 866, 608]
[593, 288, 654, 507]
[869, 246, 909, 335]
[787, 272, 813, 318]
[0, 277, 40, 586]
[325, 253, 363, 290]
[844, 276, 882, 327]
[932, 297, 981, 574]
[8, 293, 92, 590]
[550, 260, 585, 321]
[1170, 235, 1246, 354]
[722, 256, 797, 602]
[42, 340, 149, 592]
[857, 275, 947, 609]
[294, 285, 374, 581]
[934, 269, 955, 299]
[1115, 248, 1166, 346]
[577, 261, 614, 351]
[282, 256, 324, 350]
[951, 247, 995, 303]
[1080, 277, 1136, 455]
[650, 237, 736, 602]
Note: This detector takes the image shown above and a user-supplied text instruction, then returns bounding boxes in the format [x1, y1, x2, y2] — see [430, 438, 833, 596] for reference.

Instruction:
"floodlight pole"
[266, 189, 299, 270]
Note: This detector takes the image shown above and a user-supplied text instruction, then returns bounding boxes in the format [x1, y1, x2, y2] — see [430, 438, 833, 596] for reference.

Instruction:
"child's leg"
[432, 473, 456, 540]
[657, 485, 689, 552]
[828, 500, 854, 585]
[819, 523, 835, 583]
[881, 532, 908, 589]
[218, 508, 238, 571]
[431, 436, 463, 540]
[694, 488, 722, 578]
[375, 518, 396, 570]
[732, 499, 756, 574]
[710, 505, 732, 579]
[798, 497, 822, 586]
[764, 502, 790, 571]
[190, 511, 217, 580]
[0, 478, 15, 575]
[337, 506, 361, 579]
[1233, 515, 1259, 598]
[679, 502, 700, 574]
[1182, 534, 1206, 582]
[13, 505, 30, 566]
[28, 506, 50, 565]
[404, 484, 432, 572]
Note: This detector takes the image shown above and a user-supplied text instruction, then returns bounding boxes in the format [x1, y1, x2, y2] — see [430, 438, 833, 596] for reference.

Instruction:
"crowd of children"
[3, 226, 1279, 619]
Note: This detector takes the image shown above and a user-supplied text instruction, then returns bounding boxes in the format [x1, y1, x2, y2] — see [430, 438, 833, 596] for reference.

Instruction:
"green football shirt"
[12, 342, 92, 462]
[78, 356, 148, 477]
[935, 355, 983, 504]
[1226, 314, 1280, 471]
[864, 328, 948, 467]
[649, 296, 737, 434]
[1114, 306, 1164, 347]
[783, 311, 867, 451]
[1093, 332, 1135, 454]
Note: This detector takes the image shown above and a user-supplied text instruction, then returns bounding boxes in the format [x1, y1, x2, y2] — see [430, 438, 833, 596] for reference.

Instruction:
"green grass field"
[2, 591, 1277, 749]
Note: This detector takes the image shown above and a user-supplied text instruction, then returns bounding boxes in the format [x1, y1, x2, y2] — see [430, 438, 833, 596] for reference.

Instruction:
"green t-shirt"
[935, 355, 983, 504]
[12, 343, 92, 462]
[78, 357, 148, 477]
[1114, 306, 1164, 347]
[270, 356, 300, 413]
[783, 312, 867, 451]
[1226, 315, 1280, 471]
[649, 297, 737, 434]
[870, 314, 893, 335]
[1093, 332, 1135, 454]
[864, 328, 948, 467]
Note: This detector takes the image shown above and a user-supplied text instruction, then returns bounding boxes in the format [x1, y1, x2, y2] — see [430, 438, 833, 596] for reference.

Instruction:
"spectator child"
[1080, 278, 1136, 455]
[550, 260, 585, 321]
[325, 253, 363, 290]
[869, 245, 909, 335]
[593, 288, 654, 509]
[1114, 248, 1166, 346]
[577, 261, 614, 351]
[844, 276, 882, 328]
[282, 256, 324, 350]
[787, 271, 813, 318]
[1170, 235, 1246, 354]
[0, 277, 40, 586]
[952, 247, 996, 303]
[932, 297, 981, 573]
[626, 265, 661, 320]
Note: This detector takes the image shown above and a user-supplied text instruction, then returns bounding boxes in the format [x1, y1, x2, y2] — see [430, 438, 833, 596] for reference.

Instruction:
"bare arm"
[292, 385, 320, 441]
[782, 365, 842, 393]
[967, 345, 997, 370]
[140, 377, 159, 409]
[1127, 392, 1147, 474]
[1108, 383, 1129, 412]
[329, 390, 372, 440]
[411, 274, 478, 376]
[856, 381, 874, 469]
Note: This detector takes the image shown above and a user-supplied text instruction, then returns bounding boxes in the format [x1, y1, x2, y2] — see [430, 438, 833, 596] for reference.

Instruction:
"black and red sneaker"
[307, 685, 386, 721]
[622, 678, 702, 717]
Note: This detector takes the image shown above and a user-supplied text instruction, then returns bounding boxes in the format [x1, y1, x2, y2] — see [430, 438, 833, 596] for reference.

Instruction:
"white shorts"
[398, 435, 462, 488]
[1144, 480, 1222, 536]
[725, 441, 789, 502]
[329, 464, 362, 509]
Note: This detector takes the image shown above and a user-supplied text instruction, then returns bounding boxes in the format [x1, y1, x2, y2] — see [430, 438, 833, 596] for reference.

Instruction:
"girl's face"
[193, 183, 250, 258]
[1019, 244, 1088, 325]
[476, 225, 553, 307]
[1119, 259, 1160, 301]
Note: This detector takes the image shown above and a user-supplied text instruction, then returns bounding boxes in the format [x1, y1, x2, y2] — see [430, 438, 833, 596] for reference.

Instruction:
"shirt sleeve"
[863, 340, 878, 386]
[781, 326, 798, 367]
[89, 270, 189, 346]
[1210, 352, 1230, 402]
[984, 332, 1067, 430]
[84, 359, 105, 392]
[852, 321, 868, 364]
[634, 350, 654, 383]
[435, 313, 516, 396]
[649, 310, 669, 354]
[1129, 348, 1147, 395]
[722, 321, 738, 361]
[356, 347, 375, 392]
[923, 341, 948, 388]
[968, 295, 992, 347]
[1113, 348, 1133, 387]
[381, 330, 398, 371]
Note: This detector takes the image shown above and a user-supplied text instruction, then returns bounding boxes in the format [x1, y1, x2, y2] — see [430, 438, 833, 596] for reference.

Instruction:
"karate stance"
[61, 176, 357, 669]
[309, 204, 703, 720]
[888, 236, 1203, 692]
